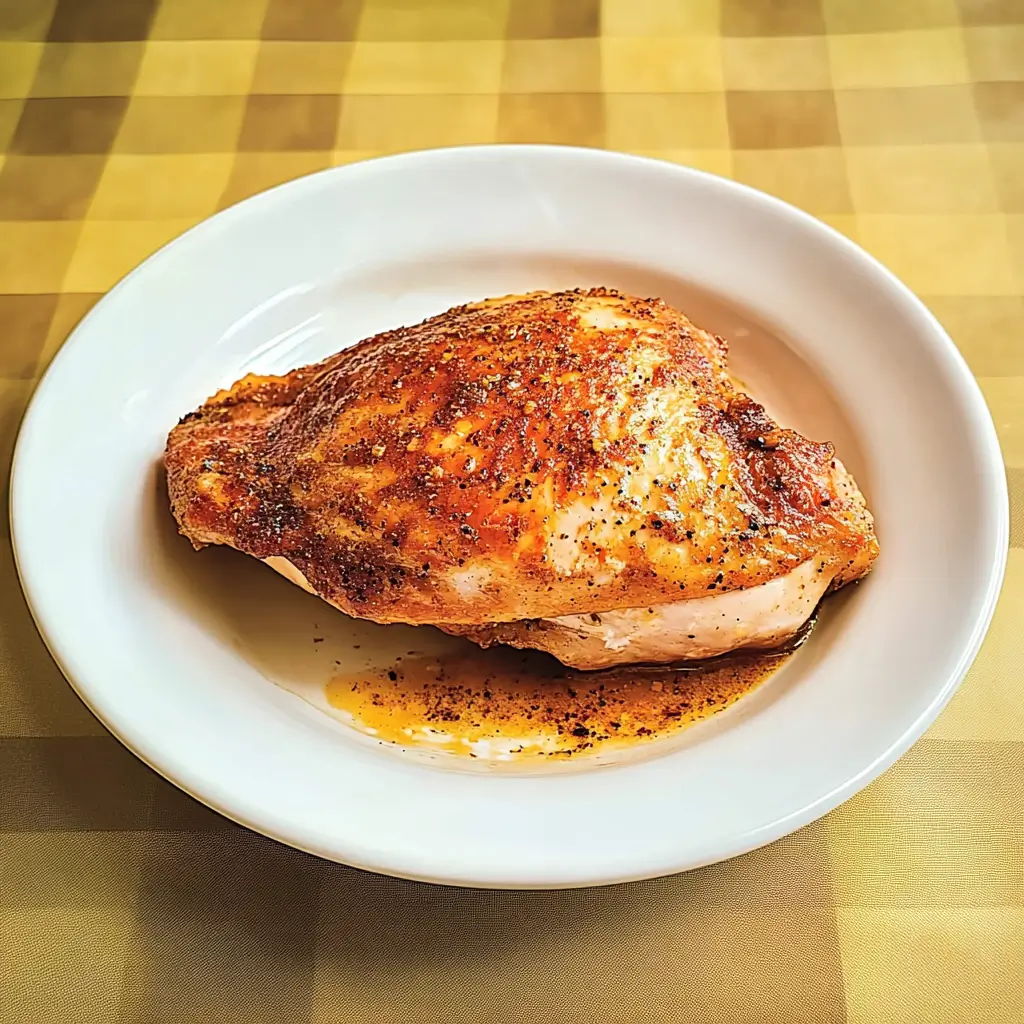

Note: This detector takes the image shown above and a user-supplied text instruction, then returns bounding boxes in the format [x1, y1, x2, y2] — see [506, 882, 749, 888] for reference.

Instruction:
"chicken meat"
[166, 288, 878, 669]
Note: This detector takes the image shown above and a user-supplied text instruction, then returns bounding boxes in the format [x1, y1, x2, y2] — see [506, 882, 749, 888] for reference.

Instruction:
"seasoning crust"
[165, 289, 878, 624]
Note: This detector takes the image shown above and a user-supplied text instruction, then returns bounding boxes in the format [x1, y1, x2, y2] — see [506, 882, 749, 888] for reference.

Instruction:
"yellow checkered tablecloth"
[1, 0, 1022, 1020]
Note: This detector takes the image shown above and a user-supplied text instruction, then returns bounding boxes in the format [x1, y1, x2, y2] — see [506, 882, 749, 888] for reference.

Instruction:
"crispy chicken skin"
[166, 289, 878, 666]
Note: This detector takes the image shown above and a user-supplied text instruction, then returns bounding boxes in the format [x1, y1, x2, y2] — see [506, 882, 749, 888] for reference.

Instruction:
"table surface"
[2, 1, 1023, 1021]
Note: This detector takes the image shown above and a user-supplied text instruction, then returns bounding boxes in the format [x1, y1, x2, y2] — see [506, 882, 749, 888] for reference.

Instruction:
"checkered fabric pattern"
[2, 1, 1022, 1020]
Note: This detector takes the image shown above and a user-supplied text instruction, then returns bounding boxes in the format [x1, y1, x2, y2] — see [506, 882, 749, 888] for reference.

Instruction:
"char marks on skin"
[165, 288, 878, 631]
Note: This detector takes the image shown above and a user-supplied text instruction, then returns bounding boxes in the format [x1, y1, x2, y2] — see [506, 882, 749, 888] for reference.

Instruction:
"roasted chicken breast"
[166, 289, 878, 669]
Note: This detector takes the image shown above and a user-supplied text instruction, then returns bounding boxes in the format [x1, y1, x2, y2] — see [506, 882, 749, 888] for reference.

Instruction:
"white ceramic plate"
[11, 146, 1007, 888]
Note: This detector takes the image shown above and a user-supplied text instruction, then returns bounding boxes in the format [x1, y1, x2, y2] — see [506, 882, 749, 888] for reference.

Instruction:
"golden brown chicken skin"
[166, 289, 878, 664]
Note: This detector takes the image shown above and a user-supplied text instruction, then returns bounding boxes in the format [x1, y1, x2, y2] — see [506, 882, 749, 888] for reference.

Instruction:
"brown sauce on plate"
[326, 637, 804, 761]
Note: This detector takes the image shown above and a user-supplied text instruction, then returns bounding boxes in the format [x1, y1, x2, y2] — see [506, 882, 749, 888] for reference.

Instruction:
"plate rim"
[9, 144, 1010, 888]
